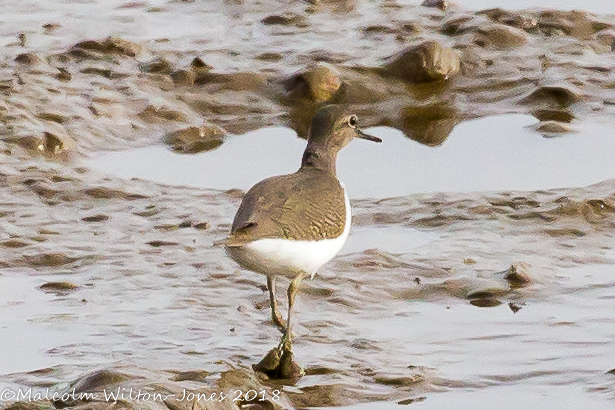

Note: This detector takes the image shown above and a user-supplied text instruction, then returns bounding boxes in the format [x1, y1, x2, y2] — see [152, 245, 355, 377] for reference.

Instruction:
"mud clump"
[163, 124, 226, 154]
[475, 24, 528, 49]
[138, 57, 173, 74]
[421, 0, 458, 11]
[470, 297, 502, 307]
[385, 41, 460, 83]
[285, 62, 343, 104]
[69, 37, 141, 58]
[84, 187, 147, 200]
[39, 282, 79, 293]
[15, 53, 41, 65]
[504, 263, 532, 288]
[171, 370, 210, 382]
[137, 106, 187, 123]
[82, 214, 110, 222]
[479, 8, 538, 31]
[261, 13, 308, 28]
[520, 86, 581, 109]
[536, 10, 611, 40]
[23, 253, 79, 267]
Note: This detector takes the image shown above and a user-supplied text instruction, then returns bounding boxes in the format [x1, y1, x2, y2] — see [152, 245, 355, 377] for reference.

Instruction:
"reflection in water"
[398, 102, 459, 146]
[87, 114, 615, 198]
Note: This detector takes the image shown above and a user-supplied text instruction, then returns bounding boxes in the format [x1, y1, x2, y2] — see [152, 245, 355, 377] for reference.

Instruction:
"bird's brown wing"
[226, 170, 346, 247]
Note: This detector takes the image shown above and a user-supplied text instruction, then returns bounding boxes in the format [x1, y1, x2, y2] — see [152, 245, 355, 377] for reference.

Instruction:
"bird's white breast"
[226, 185, 351, 279]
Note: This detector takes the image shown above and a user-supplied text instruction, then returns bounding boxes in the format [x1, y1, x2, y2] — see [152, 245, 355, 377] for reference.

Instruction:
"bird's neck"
[300, 142, 338, 174]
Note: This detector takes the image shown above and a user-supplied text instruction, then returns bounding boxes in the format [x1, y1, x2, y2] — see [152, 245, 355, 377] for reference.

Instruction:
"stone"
[385, 41, 460, 83]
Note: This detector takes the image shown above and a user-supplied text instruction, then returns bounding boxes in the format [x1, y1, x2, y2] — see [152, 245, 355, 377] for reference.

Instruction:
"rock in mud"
[69, 37, 141, 58]
[285, 62, 342, 103]
[163, 124, 226, 154]
[385, 41, 460, 83]
[504, 263, 532, 288]
[475, 24, 528, 49]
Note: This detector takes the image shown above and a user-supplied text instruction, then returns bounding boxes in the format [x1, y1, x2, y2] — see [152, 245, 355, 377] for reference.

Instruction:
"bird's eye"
[348, 115, 358, 127]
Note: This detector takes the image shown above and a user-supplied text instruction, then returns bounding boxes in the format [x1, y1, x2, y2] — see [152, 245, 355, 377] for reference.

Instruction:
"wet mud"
[2, 0, 615, 409]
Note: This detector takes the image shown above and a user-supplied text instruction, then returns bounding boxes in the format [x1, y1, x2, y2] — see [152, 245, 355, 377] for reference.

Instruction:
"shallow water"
[87, 114, 615, 198]
[2, 0, 615, 409]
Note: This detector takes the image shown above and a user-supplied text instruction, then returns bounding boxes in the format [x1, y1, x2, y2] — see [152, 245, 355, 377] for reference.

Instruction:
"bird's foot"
[252, 335, 303, 383]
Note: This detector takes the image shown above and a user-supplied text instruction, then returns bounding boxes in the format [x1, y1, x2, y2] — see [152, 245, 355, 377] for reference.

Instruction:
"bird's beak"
[356, 129, 382, 143]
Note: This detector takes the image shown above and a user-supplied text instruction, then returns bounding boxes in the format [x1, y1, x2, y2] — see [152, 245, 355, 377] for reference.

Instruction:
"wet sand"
[1, 0, 615, 409]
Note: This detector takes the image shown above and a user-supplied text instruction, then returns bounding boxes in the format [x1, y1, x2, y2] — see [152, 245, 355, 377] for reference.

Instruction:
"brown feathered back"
[226, 167, 346, 246]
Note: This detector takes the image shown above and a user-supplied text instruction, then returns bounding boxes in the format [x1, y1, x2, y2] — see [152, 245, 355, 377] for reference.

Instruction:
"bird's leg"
[280, 274, 305, 353]
[267, 276, 286, 333]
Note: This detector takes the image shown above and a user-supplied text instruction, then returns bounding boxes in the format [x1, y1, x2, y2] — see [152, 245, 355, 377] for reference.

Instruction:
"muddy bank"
[2, 3, 615, 159]
[1, 152, 614, 407]
[2, 1, 615, 409]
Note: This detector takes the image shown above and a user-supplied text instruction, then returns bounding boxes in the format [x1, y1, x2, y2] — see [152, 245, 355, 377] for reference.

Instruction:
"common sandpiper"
[225, 104, 382, 379]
